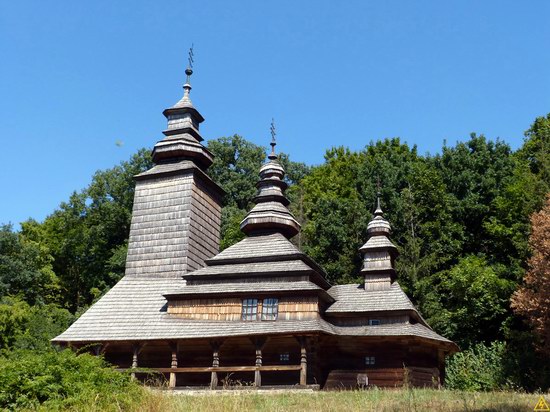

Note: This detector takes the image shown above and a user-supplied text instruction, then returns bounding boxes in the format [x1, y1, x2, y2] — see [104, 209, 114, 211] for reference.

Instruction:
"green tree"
[518, 113, 550, 186]
[483, 161, 547, 277]
[22, 149, 153, 311]
[300, 139, 460, 289]
[0, 224, 58, 305]
[419, 255, 516, 347]
[446, 341, 508, 391]
[0, 297, 74, 352]
[433, 134, 516, 258]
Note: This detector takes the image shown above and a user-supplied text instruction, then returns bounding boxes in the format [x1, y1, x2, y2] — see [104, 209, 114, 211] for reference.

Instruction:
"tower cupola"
[240, 120, 301, 238]
[359, 192, 399, 291]
[151, 46, 214, 170]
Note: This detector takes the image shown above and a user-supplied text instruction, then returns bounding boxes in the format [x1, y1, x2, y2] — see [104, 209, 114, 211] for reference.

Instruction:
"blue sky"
[1, 1, 549, 226]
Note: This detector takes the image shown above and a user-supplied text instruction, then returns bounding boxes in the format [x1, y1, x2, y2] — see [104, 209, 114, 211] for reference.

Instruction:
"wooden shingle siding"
[125, 167, 222, 277]
[125, 174, 194, 276]
[168, 296, 320, 321]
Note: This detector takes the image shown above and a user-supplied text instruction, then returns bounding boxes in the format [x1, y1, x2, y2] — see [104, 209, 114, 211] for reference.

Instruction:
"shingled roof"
[207, 232, 300, 263]
[53, 274, 452, 345]
[182, 232, 331, 289]
[164, 280, 331, 301]
[326, 282, 416, 313]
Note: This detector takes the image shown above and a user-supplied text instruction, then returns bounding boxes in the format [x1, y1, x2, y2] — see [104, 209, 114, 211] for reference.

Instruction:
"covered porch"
[96, 334, 320, 389]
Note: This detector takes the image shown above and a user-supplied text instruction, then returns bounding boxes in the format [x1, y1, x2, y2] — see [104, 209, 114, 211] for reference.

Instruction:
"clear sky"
[1, 1, 549, 227]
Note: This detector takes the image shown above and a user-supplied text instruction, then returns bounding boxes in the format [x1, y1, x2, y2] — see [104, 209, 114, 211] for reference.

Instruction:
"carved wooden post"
[210, 340, 221, 389]
[169, 341, 179, 389]
[131, 343, 142, 380]
[251, 337, 267, 387]
[93, 343, 102, 356]
[299, 337, 307, 386]
[437, 350, 446, 388]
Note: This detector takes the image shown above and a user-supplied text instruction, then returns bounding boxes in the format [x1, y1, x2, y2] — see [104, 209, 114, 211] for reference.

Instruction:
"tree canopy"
[1, 115, 549, 391]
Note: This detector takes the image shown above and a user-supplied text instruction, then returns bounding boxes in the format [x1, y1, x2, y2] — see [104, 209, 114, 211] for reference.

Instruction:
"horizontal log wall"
[319, 336, 442, 388]
[324, 368, 405, 389]
[168, 296, 319, 321]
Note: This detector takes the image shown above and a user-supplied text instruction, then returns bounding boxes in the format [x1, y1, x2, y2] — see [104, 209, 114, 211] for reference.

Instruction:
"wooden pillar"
[298, 337, 308, 386]
[210, 340, 222, 390]
[169, 342, 179, 389]
[131, 343, 142, 380]
[438, 350, 446, 388]
[93, 343, 102, 356]
[251, 337, 267, 387]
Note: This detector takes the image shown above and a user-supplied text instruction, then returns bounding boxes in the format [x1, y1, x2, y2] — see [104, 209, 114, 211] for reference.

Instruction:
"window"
[242, 299, 258, 321]
[368, 319, 381, 326]
[365, 356, 376, 366]
[261, 298, 279, 321]
[280, 352, 290, 363]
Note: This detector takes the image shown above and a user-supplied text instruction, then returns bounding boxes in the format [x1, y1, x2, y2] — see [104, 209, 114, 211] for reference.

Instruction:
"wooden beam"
[120, 365, 302, 373]
[169, 341, 179, 389]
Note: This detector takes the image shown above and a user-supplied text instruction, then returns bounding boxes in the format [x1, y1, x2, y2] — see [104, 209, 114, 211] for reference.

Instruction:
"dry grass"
[133, 388, 544, 412]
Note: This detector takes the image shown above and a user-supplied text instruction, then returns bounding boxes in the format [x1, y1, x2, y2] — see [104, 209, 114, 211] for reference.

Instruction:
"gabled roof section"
[333, 323, 456, 347]
[181, 259, 312, 277]
[185, 232, 331, 289]
[326, 282, 416, 314]
[164, 280, 333, 302]
[207, 232, 300, 263]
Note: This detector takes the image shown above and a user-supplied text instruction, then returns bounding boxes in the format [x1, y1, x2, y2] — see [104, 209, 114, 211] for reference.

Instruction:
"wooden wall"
[168, 296, 319, 321]
[320, 336, 442, 389]
[326, 314, 410, 326]
[186, 179, 222, 272]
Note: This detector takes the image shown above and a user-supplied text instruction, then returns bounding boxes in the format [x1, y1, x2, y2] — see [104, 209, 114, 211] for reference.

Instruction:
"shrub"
[0, 296, 74, 351]
[446, 341, 507, 391]
[0, 348, 145, 411]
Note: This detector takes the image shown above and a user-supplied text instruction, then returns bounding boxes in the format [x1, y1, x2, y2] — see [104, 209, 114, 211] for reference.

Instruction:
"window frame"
[368, 319, 381, 326]
[241, 298, 259, 321]
[365, 356, 376, 366]
[261, 297, 279, 321]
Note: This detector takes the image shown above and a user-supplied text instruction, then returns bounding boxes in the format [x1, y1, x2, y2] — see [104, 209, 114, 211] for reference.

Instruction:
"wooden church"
[53, 62, 458, 390]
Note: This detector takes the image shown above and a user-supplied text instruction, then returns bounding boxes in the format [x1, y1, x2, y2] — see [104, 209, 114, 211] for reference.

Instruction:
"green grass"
[128, 388, 543, 412]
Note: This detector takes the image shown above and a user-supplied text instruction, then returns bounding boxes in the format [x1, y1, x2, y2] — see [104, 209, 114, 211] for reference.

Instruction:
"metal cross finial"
[185, 44, 194, 86]
[270, 118, 276, 143]
[188, 44, 194, 69]
[375, 175, 383, 215]
[269, 118, 277, 159]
